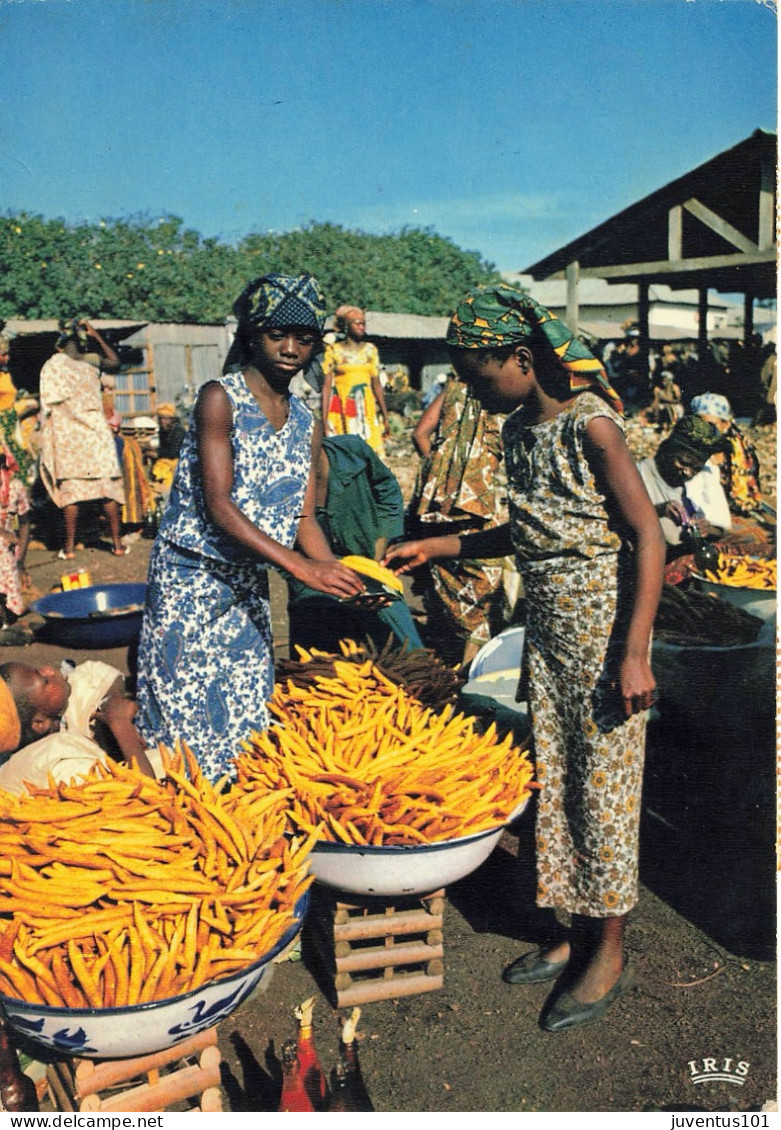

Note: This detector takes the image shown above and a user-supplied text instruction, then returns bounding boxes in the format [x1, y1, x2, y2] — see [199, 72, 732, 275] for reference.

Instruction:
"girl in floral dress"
[385, 285, 665, 1033]
[135, 275, 363, 783]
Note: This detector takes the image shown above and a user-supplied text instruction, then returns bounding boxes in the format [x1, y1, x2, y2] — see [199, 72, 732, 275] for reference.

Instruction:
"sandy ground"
[0, 418, 776, 1114]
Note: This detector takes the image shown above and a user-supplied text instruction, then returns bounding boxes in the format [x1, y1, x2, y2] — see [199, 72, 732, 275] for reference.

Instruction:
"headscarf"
[56, 318, 90, 350]
[658, 415, 728, 464]
[690, 392, 733, 422]
[156, 403, 177, 418]
[334, 306, 364, 332]
[446, 283, 624, 415]
[232, 274, 326, 333]
[0, 678, 21, 756]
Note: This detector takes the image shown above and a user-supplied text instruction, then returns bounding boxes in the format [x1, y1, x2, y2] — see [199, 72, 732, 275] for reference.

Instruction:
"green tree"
[0, 213, 501, 323]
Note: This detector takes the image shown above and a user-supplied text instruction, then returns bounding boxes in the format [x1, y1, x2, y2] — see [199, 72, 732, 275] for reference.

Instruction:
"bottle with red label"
[294, 996, 328, 1111]
[278, 1039, 314, 1113]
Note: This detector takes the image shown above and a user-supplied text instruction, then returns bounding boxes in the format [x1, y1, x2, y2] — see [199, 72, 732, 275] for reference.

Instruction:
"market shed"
[363, 310, 451, 392]
[523, 129, 777, 350]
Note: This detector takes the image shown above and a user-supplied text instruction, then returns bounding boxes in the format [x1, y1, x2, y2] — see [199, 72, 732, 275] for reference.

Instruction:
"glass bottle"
[339, 1006, 374, 1112]
[278, 1039, 314, 1113]
[0, 1021, 38, 1112]
[294, 996, 327, 1111]
[328, 1058, 359, 1112]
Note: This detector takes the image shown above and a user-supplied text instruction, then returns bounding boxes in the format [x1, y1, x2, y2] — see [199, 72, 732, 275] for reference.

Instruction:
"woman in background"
[38, 319, 126, 559]
[322, 306, 390, 457]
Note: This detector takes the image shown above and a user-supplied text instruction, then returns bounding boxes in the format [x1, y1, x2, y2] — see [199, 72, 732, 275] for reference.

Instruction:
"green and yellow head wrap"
[446, 284, 623, 415]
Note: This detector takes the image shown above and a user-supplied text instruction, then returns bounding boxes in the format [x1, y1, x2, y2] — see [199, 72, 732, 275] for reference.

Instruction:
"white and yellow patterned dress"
[503, 392, 647, 918]
[322, 339, 385, 456]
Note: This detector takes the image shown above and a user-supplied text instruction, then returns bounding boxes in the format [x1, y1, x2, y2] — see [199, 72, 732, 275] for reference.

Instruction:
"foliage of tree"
[0, 213, 501, 323]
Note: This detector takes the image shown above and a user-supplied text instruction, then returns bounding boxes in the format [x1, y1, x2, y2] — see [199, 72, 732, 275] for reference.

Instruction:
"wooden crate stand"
[306, 886, 446, 1007]
[43, 1027, 223, 1114]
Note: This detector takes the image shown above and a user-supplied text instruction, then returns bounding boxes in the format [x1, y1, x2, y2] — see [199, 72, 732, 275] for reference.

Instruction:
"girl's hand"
[300, 559, 366, 599]
[618, 655, 658, 717]
[382, 539, 436, 574]
[382, 534, 459, 574]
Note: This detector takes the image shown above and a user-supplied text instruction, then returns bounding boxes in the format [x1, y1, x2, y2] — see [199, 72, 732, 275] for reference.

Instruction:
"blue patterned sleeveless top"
[159, 371, 314, 564]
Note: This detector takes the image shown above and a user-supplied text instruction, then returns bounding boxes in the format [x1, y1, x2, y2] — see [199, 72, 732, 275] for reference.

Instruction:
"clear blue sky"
[0, 0, 776, 273]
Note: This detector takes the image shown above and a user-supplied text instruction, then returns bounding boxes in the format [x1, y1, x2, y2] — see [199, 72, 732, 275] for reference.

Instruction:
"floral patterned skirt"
[523, 553, 647, 918]
[135, 540, 273, 783]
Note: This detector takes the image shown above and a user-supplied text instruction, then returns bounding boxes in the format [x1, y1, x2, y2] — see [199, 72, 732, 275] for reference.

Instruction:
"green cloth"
[287, 435, 422, 650]
[446, 283, 623, 415]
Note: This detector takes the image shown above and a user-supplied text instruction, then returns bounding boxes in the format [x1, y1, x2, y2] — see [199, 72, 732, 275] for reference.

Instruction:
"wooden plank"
[335, 940, 444, 974]
[333, 909, 443, 942]
[683, 197, 759, 254]
[336, 972, 443, 1008]
[578, 248, 776, 281]
[72, 1028, 219, 1097]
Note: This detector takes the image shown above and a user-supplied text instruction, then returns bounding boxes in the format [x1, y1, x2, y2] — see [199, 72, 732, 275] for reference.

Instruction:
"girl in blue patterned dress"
[385, 285, 665, 1033]
[136, 275, 364, 782]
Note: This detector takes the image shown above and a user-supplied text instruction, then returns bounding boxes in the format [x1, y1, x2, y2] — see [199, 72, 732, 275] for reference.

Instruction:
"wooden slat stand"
[44, 1028, 223, 1113]
[308, 886, 446, 1007]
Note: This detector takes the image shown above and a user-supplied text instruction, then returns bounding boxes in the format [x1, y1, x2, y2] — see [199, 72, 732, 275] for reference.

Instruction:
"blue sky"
[0, 0, 776, 273]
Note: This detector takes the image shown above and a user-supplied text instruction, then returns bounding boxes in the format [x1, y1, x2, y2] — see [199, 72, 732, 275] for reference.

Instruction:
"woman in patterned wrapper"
[385, 285, 665, 1033]
[135, 275, 364, 783]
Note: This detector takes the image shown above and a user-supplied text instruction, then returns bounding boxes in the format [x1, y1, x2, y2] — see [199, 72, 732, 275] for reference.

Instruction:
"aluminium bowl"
[0, 895, 307, 1059]
[31, 583, 147, 649]
[308, 799, 530, 897]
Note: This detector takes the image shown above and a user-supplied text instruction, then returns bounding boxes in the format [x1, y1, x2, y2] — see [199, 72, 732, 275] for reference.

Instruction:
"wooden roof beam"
[681, 197, 759, 254]
[570, 247, 776, 281]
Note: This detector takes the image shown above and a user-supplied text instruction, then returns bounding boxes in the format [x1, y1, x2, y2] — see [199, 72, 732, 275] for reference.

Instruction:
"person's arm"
[383, 523, 513, 573]
[412, 390, 445, 458]
[84, 323, 120, 374]
[197, 383, 363, 599]
[93, 694, 156, 778]
[584, 416, 665, 717]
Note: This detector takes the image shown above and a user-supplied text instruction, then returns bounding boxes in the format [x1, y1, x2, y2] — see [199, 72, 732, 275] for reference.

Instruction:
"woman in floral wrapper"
[385, 284, 665, 1033]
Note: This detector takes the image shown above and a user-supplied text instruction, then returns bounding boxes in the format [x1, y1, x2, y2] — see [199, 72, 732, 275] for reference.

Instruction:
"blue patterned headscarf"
[233, 274, 327, 333]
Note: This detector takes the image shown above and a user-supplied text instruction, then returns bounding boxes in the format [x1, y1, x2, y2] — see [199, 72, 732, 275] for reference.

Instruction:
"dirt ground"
[1, 420, 777, 1114]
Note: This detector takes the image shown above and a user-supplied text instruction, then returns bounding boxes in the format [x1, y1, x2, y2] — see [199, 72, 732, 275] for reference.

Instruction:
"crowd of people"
[0, 275, 775, 1038]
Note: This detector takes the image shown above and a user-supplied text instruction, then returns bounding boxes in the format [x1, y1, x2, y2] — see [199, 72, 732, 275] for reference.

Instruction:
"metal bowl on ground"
[308, 800, 530, 897]
[0, 895, 308, 1059]
[31, 583, 147, 648]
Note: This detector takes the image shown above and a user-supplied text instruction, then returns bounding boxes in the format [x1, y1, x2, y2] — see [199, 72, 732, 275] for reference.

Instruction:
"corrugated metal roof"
[366, 311, 450, 339]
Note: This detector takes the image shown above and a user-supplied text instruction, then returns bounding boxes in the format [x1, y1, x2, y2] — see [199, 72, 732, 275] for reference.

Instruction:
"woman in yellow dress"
[322, 306, 390, 457]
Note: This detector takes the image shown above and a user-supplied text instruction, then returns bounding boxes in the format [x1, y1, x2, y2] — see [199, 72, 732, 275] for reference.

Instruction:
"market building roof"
[524, 130, 777, 303]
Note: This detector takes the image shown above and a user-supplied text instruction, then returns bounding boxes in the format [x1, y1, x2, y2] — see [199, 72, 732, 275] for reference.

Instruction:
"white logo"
[687, 1057, 750, 1086]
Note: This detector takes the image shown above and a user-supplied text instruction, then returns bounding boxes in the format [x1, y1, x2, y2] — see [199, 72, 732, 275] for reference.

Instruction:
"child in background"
[385, 285, 665, 1033]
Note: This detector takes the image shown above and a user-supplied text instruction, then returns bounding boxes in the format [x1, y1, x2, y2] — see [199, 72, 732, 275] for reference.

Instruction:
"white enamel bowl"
[308, 799, 530, 897]
[0, 896, 307, 1060]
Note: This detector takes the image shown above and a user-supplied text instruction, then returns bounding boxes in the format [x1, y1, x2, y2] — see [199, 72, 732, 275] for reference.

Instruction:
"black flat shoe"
[502, 949, 569, 985]
[539, 965, 634, 1032]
